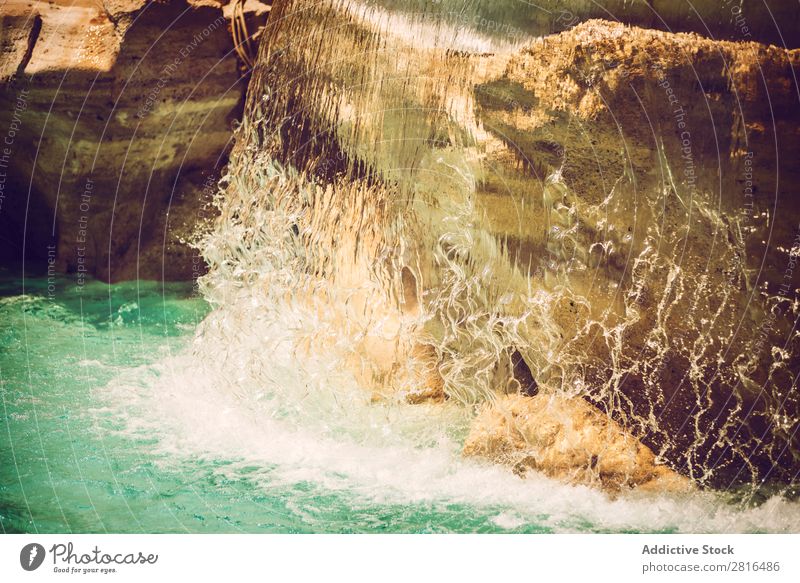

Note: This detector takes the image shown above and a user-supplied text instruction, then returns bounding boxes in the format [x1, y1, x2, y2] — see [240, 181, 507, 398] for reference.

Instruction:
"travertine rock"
[0, 0, 270, 281]
[473, 20, 800, 488]
[236, 6, 799, 489]
[410, 0, 800, 49]
[464, 393, 693, 493]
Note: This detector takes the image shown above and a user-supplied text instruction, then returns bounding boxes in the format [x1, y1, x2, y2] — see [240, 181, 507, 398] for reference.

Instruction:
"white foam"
[96, 298, 800, 534]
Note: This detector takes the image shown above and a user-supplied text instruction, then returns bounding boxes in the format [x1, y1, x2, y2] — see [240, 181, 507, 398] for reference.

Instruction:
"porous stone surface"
[235, 5, 799, 490]
[463, 393, 693, 493]
[0, 0, 270, 281]
[377, 0, 800, 49]
[473, 20, 800, 488]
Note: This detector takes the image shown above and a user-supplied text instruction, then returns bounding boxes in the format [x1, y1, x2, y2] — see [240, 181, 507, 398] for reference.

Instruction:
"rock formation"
[464, 393, 693, 493]
[1, 1, 794, 284]
[473, 20, 800, 489]
[2, 0, 796, 495]
[0, 0, 270, 281]
[371, 0, 800, 49]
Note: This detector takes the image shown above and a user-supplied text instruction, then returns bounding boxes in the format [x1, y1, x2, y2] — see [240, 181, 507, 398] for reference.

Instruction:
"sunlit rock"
[463, 393, 693, 493]
[474, 20, 800, 489]
[0, 0, 271, 281]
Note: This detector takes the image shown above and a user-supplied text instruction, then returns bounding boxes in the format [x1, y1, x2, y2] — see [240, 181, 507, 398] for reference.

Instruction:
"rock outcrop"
[0, 0, 270, 282]
[474, 20, 800, 488]
[464, 393, 693, 493]
[1, 1, 794, 284]
[402, 0, 800, 48]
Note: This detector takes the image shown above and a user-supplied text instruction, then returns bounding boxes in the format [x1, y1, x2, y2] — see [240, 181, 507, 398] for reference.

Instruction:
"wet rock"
[463, 393, 693, 493]
[373, 0, 800, 49]
[227, 3, 799, 491]
[474, 20, 800, 489]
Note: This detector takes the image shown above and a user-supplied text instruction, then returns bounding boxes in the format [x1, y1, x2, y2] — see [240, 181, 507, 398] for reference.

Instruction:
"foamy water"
[1, 278, 797, 533]
[96, 293, 800, 534]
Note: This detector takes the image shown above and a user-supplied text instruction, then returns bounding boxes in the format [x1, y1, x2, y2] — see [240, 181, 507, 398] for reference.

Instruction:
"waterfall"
[196, 0, 799, 496]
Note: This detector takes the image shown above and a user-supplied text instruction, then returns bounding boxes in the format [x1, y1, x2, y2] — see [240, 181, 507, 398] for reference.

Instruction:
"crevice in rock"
[16, 12, 41, 77]
[510, 350, 538, 397]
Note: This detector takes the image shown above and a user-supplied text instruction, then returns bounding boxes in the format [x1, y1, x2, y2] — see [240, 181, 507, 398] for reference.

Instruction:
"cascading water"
[197, 0, 798, 498]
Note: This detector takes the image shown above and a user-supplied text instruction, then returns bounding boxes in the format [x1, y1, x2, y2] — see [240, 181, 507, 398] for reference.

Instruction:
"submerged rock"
[463, 393, 693, 493]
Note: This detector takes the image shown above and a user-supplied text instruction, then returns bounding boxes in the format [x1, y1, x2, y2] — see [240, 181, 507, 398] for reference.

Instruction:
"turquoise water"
[1, 274, 798, 534]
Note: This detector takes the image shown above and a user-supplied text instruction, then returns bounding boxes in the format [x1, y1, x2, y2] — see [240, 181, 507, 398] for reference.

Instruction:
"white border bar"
[1, 534, 799, 582]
